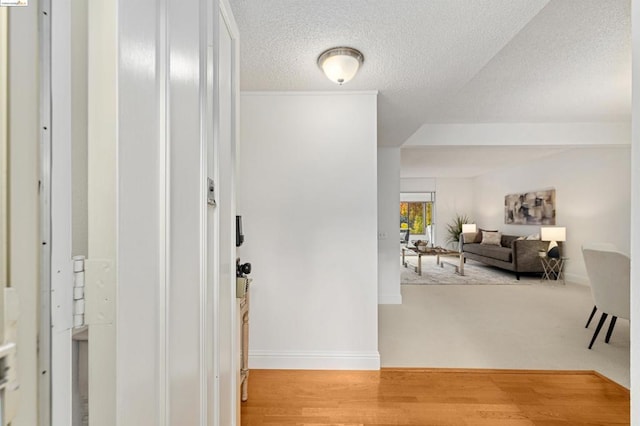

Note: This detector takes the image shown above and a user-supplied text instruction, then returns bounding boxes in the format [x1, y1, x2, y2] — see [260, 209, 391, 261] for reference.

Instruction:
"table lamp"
[461, 224, 477, 234]
[540, 226, 566, 258]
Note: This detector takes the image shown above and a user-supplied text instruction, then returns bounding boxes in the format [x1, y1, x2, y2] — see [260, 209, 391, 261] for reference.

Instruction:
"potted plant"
[445, 214, 472, 247]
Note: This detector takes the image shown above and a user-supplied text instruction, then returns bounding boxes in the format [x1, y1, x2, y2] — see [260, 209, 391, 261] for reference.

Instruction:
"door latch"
[207, 178, 217, 207]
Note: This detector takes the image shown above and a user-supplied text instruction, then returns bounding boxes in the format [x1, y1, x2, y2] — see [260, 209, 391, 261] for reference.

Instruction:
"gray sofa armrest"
[512, 239, 549, 271]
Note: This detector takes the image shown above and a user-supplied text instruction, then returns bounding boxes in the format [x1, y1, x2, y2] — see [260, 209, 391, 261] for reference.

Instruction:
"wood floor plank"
[240, 369, 629, 426]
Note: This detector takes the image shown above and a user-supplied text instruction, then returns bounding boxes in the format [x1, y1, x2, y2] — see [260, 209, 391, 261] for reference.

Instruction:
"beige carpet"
[379, 283, 630, 388]
[401, 255, 541, 285]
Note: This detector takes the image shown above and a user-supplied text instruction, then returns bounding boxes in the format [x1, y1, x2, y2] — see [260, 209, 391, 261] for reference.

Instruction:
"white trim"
[219, 0, 239, 39]
[0, 7, 7, 291]
[38, 0, 53, 424]
[210, 2, 221, 424]
[228, 14, 240, 424]
[379, 293, 403, 305]
[50, 0, 75, 422]
[218, 1, 240, 423]
[157, 0, 169, 423]
[632, 1, 640, 424]
[87, 0, 117, 423]
[249, 351, 381, 370]
[241, 90, 379, 97]
[198, 0, 208, 423]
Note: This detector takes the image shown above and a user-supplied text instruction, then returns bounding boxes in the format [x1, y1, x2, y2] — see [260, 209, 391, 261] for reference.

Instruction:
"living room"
[381, 141, 630, 386]
[398, 141, 630, 285]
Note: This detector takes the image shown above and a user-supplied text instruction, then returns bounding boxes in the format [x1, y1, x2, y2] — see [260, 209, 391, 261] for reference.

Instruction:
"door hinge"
[84, 259, 116, 326]
[72, 256, 86, 328]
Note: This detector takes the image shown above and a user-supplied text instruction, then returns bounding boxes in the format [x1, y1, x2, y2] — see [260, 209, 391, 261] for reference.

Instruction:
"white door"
[214, 3, 240, 424]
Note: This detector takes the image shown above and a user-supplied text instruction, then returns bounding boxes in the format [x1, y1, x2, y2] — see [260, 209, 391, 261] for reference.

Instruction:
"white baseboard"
[249, 350, 381, 370]
[379, 293, 402, 304]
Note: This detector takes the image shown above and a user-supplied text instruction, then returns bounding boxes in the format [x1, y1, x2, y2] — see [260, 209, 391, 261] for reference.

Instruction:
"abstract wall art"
[504, 189, 556, 225]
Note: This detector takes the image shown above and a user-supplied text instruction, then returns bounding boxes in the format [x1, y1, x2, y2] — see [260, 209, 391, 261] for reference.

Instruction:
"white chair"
[582, 243, 630, 349]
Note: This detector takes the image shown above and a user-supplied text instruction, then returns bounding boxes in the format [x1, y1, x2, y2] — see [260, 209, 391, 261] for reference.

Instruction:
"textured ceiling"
[430, 0, 631, 124]
[229, 0, 630, 149]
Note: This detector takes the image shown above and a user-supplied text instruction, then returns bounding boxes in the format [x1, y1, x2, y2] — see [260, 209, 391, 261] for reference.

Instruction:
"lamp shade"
[318, 47, 364, 85]
[540, 226, 566, 242]
[461, 224, 477, 233]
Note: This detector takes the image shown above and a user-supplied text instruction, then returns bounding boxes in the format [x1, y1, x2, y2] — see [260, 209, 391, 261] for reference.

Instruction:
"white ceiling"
[229, 0, 631, 175]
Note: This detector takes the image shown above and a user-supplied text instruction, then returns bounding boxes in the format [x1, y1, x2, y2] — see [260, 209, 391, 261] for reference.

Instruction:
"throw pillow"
[461, 232, 478, 244]
[525, 233, 540, 240]
[515, 236, 526, 241]
[481, 231, 502, 246]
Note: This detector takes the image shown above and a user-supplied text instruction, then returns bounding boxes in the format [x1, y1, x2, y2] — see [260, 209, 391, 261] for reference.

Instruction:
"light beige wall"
[7, 3, 40, 426]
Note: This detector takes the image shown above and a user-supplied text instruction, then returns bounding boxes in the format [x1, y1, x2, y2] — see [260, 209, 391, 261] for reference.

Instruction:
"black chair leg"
[589, 312, 608, 349]
[605, 316, 617, 343]
[585, 305, 597, 328]
[515, 273, 520, 280]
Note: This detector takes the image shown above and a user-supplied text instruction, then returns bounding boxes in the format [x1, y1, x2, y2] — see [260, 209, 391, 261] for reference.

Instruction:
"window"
[400, 202, 432, 235]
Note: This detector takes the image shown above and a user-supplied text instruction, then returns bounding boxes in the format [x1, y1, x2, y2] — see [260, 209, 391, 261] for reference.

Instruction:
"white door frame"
[38, 0, 53, 423]
[39, 0, 77, 424]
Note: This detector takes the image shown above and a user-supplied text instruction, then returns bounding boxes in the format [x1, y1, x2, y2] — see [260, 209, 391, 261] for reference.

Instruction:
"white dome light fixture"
[317, 47, 364, 85]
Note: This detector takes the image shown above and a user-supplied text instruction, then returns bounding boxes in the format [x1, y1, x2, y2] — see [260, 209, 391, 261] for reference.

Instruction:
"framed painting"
[504, 189, 556, 225]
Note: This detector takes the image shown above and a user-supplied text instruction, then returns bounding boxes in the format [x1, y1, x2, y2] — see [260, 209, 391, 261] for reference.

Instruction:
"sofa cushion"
[481, 231, 502, 246]
[463, 243, 512, 263]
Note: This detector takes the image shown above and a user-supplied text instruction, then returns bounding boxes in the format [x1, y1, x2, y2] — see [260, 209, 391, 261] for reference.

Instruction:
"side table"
[540, 256, 568, 284]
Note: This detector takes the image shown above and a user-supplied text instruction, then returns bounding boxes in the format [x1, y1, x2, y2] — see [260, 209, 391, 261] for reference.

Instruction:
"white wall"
[434, 178, 475, 249]
[239, 92, 380, 369]
[473, 146, 631, 284]
[378, 148, 401, 304]
[400, 177, 436, 192]
[7, 4, 40, 426]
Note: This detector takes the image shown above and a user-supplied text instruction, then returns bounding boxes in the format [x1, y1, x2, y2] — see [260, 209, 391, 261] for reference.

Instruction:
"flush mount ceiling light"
[317, 47, 364, 85]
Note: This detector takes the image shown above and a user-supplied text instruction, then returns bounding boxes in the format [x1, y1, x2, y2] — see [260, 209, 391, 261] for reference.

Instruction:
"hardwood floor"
[241, 369, 629, 425]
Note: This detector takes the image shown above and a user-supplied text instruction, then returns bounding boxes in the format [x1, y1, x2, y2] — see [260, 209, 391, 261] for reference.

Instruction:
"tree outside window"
[400, 202, 432, 235]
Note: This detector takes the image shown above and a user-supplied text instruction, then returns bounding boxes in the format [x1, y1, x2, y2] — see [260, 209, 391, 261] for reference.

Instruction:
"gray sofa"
[460, 232, 549, 280]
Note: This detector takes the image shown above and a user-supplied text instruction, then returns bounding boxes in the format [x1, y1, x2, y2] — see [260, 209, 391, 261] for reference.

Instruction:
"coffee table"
[401, 246, 461, 276]
[437, 251, 465, 276]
